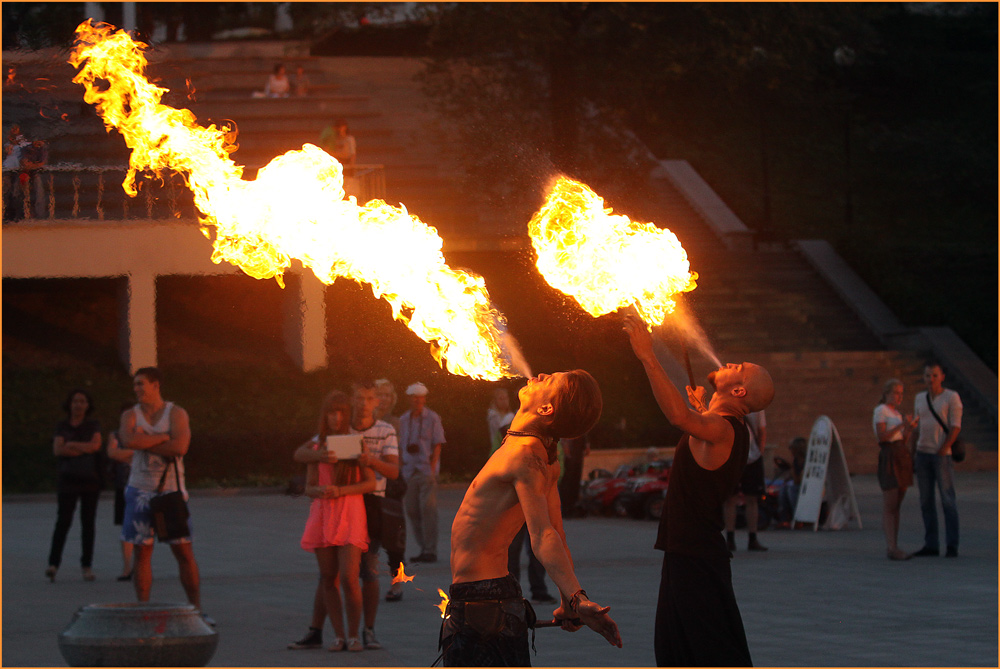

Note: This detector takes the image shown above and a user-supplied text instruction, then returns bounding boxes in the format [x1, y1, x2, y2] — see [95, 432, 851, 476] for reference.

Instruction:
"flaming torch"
[437, 589, 450, 618]
[392, 564, 415, 586]
[528, 176, 697, 329]
[69, 21, 517, 380]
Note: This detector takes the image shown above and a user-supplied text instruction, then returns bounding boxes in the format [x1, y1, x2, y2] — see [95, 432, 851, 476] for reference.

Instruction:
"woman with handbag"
[873, 379, 918, 561]
[293, 391, 375, 653]
[46, 389, 103, 582]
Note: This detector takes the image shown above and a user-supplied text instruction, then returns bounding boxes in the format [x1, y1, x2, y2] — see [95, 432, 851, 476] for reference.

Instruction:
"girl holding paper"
[294, 390, 375, 652]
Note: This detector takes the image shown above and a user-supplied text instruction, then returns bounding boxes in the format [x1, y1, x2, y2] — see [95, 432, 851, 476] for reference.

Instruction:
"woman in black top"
[46, 389, 103, 582]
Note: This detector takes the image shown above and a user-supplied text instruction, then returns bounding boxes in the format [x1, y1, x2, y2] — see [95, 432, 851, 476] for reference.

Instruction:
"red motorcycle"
[614, 460, 672, 520]
[579, 460, 671, 518]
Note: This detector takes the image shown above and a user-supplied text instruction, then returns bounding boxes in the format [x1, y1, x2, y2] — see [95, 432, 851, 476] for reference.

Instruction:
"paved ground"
[3, 471, 996, 667]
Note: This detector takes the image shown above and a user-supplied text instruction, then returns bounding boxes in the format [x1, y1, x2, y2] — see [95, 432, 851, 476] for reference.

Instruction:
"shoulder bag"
[925, 393, 965, 463]
[149, 458, 191, 541]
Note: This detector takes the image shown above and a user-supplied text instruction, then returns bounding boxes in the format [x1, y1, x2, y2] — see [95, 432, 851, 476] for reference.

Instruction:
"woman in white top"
[265, 63, 291, 98]
[872, 378, 918, 560]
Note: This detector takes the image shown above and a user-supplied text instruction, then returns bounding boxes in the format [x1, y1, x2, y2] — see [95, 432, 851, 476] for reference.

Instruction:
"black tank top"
[655, 415, 750, 558]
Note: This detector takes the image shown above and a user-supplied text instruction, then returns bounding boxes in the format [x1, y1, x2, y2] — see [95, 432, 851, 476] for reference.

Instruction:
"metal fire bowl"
[57, 602, 218, 667]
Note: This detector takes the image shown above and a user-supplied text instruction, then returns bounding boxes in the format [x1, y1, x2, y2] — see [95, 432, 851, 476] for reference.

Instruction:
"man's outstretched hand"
[556, 599, 622, 648]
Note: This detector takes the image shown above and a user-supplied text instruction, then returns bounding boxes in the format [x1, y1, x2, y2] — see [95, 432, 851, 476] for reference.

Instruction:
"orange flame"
[437, 588, 450, 618]
[69, 21, 517, 380]
[528, 176, 697, 328]
[391, 564, 415, 585]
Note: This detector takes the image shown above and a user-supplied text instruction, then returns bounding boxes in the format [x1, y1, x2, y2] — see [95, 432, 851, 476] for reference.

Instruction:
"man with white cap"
[399, 382, 446, 563]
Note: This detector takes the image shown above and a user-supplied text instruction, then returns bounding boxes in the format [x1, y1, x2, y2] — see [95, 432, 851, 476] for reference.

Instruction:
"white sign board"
[793, 416, 862, 530]
[326, 434, 363, 460]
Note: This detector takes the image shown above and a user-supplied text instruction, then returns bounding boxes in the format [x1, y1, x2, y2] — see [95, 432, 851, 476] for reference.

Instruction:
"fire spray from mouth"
[500, 333, 533, 379]
[670, 296, 722, 370]
[69, 20, 521, 381]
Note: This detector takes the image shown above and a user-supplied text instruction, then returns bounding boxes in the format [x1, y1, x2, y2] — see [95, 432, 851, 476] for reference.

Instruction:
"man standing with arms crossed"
[400, 382, 445, 564]
[623, 314, 774, 666]
[444, 369, 621, 666]
[118, 367, 209, 623]
[910, 361, 962, 558]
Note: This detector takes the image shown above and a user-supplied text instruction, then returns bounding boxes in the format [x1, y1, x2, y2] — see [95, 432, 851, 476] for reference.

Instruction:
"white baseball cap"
[406, 382, 429, 397]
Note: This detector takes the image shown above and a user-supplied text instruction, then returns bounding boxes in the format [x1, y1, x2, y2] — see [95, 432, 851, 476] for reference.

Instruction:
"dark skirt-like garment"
[654, 552, 752, 667]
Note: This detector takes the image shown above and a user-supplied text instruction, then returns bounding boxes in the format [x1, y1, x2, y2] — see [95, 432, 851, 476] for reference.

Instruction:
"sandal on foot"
[888, 549, 911, 561]
[346, 637, 364, 652]
[327, 638, 346, 652]
[82, 567, 96, 581]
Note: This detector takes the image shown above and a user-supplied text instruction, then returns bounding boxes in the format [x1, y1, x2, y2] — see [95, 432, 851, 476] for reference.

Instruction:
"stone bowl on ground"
[57, 602, 217, 667]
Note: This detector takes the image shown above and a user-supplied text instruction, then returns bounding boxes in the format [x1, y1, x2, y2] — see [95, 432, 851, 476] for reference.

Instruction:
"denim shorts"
[120, 485, 192, 546]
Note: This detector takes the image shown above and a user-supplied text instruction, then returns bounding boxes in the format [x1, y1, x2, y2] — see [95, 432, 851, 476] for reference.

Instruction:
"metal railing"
[2, 163, 386, 223]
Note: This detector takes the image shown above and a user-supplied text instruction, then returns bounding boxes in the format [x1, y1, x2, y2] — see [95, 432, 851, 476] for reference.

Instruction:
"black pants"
[441, 575, 531, 667]
[48, 489, 100, 568]
[558, 456, 585, 513]
[507, 524, 549, 598]
[654, 552, 752, 667]
[382, 496, 406, 575]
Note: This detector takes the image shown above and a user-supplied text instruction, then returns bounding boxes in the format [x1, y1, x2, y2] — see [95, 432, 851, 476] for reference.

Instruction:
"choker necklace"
[505, 429, 558, 464]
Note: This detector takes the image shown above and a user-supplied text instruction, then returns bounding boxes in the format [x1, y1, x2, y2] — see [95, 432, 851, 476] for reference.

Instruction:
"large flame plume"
[69, 21, 516, 380]
[528, 176, 697, 327]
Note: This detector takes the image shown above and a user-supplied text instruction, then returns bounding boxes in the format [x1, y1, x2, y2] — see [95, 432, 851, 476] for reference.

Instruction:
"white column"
[119, 272, 158, 373]
[275, 3, 294, 33]
[84, 2, 104, 22]
[283, 271, 327, 372]
[122, 2, 137, 32]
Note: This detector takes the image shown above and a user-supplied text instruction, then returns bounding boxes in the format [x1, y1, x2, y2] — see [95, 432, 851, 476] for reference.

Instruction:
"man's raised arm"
[623, 314, 730, 446]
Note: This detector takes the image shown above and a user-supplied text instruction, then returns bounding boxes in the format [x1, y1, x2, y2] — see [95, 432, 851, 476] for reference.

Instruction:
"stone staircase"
[7, 51, 468, 230]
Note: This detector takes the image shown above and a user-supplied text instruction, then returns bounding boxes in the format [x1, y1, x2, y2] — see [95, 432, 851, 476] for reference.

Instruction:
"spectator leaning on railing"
[20, 139, 49, 219]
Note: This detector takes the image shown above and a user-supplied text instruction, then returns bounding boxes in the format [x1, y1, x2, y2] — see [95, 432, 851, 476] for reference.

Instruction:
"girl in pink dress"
[300, 391, 375, 652]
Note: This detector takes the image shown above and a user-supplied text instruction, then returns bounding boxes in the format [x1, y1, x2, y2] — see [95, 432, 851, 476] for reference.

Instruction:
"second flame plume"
[528, 176, 697, 328]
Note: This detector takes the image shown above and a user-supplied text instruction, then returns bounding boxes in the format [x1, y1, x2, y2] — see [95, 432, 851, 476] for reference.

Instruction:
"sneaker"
[45, 566, 57, 582]
[362, 627, 382, 650]
[912, 546, 940, 557]
[201, 614, 217, 628]
[945, 546, 958, 558]
[747, 538, 768, 552]
[82, 567, 96, 582]
[346, 637, 364, 652]
[288, 628, 322, 650]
